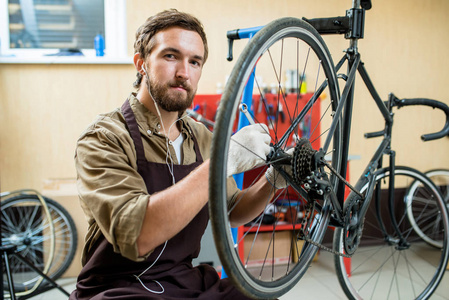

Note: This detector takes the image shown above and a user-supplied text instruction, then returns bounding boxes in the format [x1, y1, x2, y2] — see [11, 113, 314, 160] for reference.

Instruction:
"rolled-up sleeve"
[75, 122, 151, 262]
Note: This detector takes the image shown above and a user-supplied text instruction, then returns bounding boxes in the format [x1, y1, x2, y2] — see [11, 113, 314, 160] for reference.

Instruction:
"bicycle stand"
[1, 244, 70, 300]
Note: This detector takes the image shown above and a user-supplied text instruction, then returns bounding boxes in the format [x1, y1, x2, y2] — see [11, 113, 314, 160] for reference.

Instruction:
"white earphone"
[133, 62, 169, 293]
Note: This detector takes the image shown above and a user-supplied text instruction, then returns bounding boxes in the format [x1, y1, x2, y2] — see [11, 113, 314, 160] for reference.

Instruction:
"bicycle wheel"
[1, 195, 77, 293]
[210, 17, 341, 298]
[406, 169, 449, 248]
[425, 169, 449, 203]
[334, 166, 449, 300]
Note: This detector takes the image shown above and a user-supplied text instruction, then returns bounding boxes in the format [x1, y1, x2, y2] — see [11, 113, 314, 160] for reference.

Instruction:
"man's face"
[144, 27, 205, 112]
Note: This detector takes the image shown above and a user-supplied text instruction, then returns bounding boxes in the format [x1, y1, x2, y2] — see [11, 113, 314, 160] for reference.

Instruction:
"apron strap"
[121, 99, 149, 176]
[184, 121, 203, 162]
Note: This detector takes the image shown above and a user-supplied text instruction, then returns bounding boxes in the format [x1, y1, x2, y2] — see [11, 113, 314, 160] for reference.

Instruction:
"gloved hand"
[227, 124, 271, 177]
[265, 147, 294, 189]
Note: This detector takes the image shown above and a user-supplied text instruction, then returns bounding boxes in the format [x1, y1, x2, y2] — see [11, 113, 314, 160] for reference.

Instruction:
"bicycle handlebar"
[393, 97, 449, 141]
[226, 26, 263, 61]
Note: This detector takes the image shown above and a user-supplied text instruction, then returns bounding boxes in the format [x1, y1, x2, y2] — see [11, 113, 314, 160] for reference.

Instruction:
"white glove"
[227, 123, 271, 177]
[265, 147, 294, 189]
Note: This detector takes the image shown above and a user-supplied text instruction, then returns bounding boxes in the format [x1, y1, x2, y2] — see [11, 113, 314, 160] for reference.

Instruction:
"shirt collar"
[128, 93, 191, 137]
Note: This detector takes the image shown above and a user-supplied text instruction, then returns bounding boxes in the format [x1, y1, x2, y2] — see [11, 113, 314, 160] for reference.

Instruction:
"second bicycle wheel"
[406, 169, 449, 248]
[334, 167, 449, 300]
[210, 17, 341, 298]
[424, 169, 449, 204]
[1, 195, 77, 294]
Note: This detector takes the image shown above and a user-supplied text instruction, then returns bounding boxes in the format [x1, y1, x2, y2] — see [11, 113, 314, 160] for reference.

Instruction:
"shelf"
[243, 223, 302, 233]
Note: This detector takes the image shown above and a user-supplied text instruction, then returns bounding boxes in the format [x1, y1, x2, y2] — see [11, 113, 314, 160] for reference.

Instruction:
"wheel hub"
[23, 237, 32, 246]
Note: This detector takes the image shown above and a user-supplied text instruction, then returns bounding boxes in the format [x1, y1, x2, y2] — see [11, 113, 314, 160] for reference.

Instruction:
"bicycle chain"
[298, 203, 352, 258]
[321, 160, 364, 200]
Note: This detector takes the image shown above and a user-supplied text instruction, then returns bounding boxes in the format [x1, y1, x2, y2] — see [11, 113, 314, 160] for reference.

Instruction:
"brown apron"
[70, 100, 254, 299]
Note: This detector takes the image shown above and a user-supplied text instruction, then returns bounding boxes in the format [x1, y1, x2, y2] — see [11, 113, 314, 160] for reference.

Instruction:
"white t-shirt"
[171, 133, 185, 163]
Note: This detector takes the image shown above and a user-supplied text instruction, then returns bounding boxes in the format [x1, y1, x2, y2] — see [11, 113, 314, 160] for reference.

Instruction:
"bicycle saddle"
[361, 0, 372, 10]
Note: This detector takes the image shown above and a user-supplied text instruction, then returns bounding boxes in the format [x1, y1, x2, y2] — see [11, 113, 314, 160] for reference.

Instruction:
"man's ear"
[133, 53, 145, 75]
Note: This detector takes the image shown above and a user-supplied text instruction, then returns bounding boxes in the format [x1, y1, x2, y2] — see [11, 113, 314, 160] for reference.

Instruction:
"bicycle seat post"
[352, 0, 361, 9]
[346, 0, 365, 55]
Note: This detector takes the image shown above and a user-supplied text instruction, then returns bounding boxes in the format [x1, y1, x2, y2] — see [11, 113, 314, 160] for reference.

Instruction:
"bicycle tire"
[333, 166, 449, 300]
[406, 169, 449, 248]
[210, 17, 341, 299]
[1, 195, 77, 293]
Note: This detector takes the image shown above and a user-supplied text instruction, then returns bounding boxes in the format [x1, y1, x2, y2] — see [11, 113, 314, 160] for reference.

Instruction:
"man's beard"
[146, 76, 195, 112]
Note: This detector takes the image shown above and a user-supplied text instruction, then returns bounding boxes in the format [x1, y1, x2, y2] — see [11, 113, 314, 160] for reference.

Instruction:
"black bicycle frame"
[319, 46, 418, 244]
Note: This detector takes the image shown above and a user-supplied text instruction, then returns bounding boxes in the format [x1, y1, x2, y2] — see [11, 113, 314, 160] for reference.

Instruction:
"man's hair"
[133, 9, 208, 89]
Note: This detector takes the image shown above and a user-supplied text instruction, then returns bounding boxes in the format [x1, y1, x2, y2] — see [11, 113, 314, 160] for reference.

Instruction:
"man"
[70, 9, 285, 299]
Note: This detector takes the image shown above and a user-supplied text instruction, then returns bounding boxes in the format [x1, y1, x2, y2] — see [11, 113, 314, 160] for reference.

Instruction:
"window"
[0, 0, 127, 59]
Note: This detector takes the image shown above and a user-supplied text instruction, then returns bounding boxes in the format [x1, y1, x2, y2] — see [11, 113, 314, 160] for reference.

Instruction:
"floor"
[16, 250, 449, 299]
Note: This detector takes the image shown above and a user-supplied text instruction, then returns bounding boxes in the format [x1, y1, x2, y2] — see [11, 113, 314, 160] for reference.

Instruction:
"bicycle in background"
[1, 189, 76, 299]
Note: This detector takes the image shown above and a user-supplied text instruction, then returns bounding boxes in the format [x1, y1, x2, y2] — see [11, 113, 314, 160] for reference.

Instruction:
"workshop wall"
[1, 0, 448, 193]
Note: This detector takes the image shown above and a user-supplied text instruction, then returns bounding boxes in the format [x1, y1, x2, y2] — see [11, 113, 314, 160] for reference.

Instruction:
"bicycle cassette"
[292, 138, 317, 185]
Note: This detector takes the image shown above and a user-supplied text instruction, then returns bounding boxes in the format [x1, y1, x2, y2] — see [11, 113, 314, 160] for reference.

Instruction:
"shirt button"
[147, 129, 152, 135]
[157, 124, 161, 129]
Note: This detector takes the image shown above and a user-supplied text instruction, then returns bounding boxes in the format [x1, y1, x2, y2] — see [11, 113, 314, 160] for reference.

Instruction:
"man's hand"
[227, 124, 271, 177]
[265, 147, 294, 189]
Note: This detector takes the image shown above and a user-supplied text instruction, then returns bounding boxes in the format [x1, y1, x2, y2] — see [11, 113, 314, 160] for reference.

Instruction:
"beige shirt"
[75, 93, 238, 264]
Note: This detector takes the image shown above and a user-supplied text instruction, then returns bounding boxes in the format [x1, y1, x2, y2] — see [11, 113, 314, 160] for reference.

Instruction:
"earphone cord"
[165, 114, 189, 184]
[143, 65, 188, 185]
[134, 66, 188, 293]
[134, 241, 168, 294]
